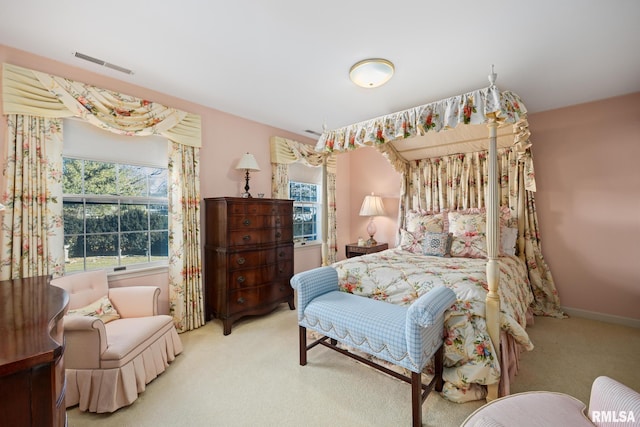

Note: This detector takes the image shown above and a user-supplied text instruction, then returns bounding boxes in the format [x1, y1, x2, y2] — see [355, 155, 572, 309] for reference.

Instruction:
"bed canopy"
[313, 70, 563, 400]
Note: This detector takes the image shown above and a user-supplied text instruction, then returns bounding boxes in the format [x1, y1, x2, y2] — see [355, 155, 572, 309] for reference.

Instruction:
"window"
[288, 162, 323, 246]
[63, 158, 169, 272]
[290, 181, 321, 244]
[61, 118, 169, 273]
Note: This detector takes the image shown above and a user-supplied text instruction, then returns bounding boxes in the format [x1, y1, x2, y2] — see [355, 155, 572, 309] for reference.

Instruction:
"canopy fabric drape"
[396, 146, 563, 318]
[270, 136, 337, 264]
[0, 115, 64, 280]
[1, 63, 204, 331]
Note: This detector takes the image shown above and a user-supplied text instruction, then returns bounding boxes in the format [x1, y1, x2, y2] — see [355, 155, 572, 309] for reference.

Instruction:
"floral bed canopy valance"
[2, 63, 201, 147]
[314, 84, 536, 191]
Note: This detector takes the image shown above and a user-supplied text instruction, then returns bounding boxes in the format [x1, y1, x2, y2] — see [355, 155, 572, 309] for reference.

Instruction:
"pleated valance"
[270, 136, 336, 172]
[2, 63, 201, 147]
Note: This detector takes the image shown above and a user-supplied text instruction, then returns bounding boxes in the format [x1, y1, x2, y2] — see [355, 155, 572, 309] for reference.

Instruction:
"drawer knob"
[279, 267, 284, 273]
[279, 251, 285, 257]
[275, 232, 282, 238]
[237, 297, 245, 304]
[237, 276, 245, 284]
[243, 219, 251, 226]
[275, 218, 281, 224]
[243, 235, 251, 241]
[237, 257, 246, 265]
[279, 286, 285, 291]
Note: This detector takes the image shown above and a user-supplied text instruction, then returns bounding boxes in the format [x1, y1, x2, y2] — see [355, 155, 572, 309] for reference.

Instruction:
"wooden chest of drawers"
[204, 197, 295, 335]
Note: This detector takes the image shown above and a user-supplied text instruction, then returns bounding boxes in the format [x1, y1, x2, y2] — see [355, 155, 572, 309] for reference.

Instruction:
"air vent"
[73, 52, 134, 75]
[304, 129, 322, 136]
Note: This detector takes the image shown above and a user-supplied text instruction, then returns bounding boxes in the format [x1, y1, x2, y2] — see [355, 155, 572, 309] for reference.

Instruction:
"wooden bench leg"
[299, 326, 307, 366]
[435, 345, 444, 392]
[411, 371, 422, 427]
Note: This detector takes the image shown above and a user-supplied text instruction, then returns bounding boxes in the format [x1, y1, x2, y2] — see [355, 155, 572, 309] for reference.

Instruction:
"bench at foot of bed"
[291, 266, 457, 427]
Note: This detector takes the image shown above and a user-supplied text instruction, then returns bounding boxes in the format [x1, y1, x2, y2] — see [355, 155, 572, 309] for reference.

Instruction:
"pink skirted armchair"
[50, 270, 183, 413]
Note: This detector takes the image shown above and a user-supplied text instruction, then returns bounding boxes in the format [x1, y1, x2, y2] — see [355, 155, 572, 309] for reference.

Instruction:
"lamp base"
[366, 236, 377, 246]
[241, 192, 252, 198]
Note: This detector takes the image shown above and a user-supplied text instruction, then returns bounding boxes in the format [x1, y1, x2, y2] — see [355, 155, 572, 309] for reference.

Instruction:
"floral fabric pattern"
[332, 247, 534, 402]
[168, 142, 205, 332]
[0, 115, 64, 280]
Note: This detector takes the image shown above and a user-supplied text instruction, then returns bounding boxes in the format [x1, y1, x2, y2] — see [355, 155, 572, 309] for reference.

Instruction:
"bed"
[312, 69, 565, 402]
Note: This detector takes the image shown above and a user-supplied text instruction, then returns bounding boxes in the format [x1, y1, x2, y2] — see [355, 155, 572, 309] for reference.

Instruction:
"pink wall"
[530, 93, 640, 320]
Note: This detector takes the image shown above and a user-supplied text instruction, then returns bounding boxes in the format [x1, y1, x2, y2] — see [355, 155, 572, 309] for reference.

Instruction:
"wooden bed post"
[485, 117, 501, 401]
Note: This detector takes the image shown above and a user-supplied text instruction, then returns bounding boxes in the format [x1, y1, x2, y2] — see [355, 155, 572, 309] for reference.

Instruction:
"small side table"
[345, 242, 388, 258]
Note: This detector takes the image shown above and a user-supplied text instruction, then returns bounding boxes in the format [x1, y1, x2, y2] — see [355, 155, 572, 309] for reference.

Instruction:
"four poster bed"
[313, 71, 564, 403]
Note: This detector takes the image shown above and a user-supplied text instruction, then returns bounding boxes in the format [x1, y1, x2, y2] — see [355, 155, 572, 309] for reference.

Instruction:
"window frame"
[289, 180, 322, 248]
[62, 156, 169, 273]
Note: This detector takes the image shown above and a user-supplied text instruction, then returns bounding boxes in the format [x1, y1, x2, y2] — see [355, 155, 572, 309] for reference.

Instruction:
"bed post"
[485, 117, 501, 402]
[321, 157, 329, 266]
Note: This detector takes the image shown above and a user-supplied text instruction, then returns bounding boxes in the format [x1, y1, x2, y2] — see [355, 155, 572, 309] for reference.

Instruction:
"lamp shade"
[235, 152, 260, 171]
[359, 193, 386, 217]
[349, 59, 394, 88]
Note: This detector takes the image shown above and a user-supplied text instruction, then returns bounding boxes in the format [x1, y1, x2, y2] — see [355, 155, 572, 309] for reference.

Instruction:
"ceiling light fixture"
[349, 58, 394, 88]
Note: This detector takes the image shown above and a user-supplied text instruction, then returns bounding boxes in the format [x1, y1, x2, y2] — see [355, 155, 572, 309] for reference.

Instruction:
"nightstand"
[345, 242, 388, 258]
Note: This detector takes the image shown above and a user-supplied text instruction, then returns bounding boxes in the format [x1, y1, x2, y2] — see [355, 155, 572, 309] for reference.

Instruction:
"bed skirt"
[498, 310, 534, 397]
[65, 326, 183, 413]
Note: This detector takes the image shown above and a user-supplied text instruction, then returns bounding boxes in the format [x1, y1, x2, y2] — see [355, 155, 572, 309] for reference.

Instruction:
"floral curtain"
[2, 63, 204, 331]
[270, 136, 337, 264]
[0, 115, 64, 280]
[395, 146, 564, 318]
[168, 142, 204, 332]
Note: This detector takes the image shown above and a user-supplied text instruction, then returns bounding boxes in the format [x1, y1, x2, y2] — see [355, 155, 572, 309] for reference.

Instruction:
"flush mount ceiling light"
[349, 58, 394, 88]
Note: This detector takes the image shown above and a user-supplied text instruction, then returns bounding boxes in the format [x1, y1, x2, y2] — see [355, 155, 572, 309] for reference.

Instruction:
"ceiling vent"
[73, 52, 134, 75]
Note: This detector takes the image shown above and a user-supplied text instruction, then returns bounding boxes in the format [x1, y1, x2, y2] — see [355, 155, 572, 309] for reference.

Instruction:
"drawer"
[228, 215, 266, 229]
[228, 229, 270, 246]
[264, 280, 293, 302]
[229, 267, 265, 290]
[228, 250, 275, 269]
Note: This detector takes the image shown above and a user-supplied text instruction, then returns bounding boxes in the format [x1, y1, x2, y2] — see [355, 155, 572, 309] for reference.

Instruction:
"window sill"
[294, 241, 322, 249]
[107, 264, 168, 280]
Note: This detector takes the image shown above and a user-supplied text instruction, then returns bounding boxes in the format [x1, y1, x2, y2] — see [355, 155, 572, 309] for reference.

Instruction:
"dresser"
[204, 197, 295, 335]
[0, 276, 69, 427]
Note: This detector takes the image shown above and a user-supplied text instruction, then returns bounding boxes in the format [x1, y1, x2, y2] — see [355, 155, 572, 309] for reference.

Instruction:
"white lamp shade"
[235, 152, 261, 171]
[359, 193, 386, 217]
[349, 59, 394, 88]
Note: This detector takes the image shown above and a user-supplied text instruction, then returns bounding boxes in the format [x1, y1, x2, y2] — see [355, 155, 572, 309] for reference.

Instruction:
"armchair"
[50, 270, 183, 413]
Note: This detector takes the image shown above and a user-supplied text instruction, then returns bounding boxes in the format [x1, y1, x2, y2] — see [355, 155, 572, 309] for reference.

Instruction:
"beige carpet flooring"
[67, 306, 640, 427]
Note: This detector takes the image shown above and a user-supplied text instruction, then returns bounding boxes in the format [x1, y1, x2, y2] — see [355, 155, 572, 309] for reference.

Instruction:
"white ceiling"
[1, 1, 639, 139]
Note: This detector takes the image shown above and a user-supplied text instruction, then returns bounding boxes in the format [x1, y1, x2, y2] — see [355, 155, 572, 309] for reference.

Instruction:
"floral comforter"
[332, 247, 534, 403]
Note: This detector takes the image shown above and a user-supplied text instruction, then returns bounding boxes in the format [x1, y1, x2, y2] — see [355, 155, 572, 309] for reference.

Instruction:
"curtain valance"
[270, 136, 336, 172]
[315, 86, 526, 154]
[2, 63, 201, 147]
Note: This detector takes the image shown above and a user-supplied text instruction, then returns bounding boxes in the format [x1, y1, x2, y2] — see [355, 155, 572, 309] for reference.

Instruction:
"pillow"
[422, 232, 452, 257]
[67, 295, 120, 323]
[448, 211, 486, 236]
[400, 228, 424, 254]
[501, 226, 518, 256]
[450, 232, 488, 259]
[405, 210, 447, 234]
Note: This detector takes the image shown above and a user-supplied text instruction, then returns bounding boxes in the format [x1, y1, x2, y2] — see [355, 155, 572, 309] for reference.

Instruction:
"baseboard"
[561, 306, 640, 329]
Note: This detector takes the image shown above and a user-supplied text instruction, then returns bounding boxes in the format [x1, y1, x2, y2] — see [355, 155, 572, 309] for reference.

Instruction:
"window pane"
[119, 164, 150, 197]
[86, 234, 117, 259]
[149, 169, 168, 197]
[86, 202, 118, 233]
[122, 231, 149, 258]
[150, 231, 169, 257]
[64, 235, 84, 272]
[121, 204, 148, 232]
[150, 204, 168, 230]
[63, 202, 84, 235]
[63, 158, 83, 194]
[84, 160, 117, 195]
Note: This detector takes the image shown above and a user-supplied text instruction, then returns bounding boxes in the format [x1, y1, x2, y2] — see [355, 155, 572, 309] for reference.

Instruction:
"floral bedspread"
[332, 247, 534, 403]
